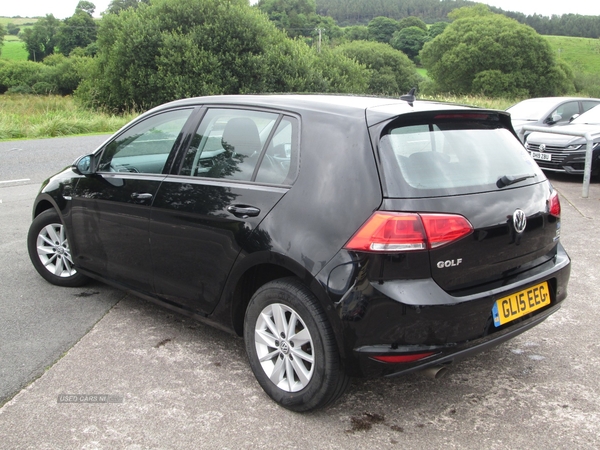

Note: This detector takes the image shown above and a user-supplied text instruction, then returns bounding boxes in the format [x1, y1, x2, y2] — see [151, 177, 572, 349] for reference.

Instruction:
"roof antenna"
[400, 87, 416, 106]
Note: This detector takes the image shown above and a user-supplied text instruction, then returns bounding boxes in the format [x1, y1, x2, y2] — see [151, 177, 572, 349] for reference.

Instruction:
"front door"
[70, 108, 195, 293]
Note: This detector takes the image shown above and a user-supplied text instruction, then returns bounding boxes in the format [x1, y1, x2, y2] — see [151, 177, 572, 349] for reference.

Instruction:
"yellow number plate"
[492, 281, 550, 327]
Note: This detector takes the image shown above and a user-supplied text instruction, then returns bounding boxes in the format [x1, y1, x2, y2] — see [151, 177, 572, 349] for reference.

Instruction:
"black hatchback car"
[28, 95, 571, 411]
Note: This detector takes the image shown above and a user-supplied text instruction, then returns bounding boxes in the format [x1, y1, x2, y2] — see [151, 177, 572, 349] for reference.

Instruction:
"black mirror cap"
[72, 154, 95, 176]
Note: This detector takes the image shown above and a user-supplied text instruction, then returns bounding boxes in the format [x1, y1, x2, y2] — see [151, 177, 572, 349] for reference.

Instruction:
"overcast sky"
[1, 0, 598, 20]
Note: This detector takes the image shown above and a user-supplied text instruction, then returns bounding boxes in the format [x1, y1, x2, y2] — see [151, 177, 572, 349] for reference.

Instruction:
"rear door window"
[378, 113, 544, 197]
[180, 109, 298, 185]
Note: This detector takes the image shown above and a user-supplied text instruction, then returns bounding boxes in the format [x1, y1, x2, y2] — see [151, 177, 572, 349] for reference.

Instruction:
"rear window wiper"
[496, 174, 536, 188]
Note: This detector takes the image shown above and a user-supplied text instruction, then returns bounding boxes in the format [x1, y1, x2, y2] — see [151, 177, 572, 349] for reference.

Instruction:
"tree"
[343, 25, 368, 42]
[335, 40, 421, 96]
[20, 15, 61, 62]
[57, 4, 98, 56]
[421, 12, 574, 97]
[427, 22, 448, 40]
[257, 0, 340, 40]
[398, 16, 427, 32]
[448, 4, 494, 20]
[367, 17, 400, 43]
[76, 1, 96, 15]
[6, 23, 20, 36]
[76, 0, 368, 111]
[106, 0, 150, 15]
[390, 26, 428, 61]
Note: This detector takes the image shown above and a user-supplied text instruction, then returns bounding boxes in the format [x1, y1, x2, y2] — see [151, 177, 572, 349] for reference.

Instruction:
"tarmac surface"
[0, 172, 599, 449]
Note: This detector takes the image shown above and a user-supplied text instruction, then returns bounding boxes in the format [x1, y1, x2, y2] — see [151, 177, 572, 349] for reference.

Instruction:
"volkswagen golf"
[28, 94, 571, 411]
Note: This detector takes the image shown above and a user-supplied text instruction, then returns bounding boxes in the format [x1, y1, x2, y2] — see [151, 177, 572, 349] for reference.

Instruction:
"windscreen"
[506, 99, 558, 120]
[378, 114, 545, 198]
[571, 104, 600, 125]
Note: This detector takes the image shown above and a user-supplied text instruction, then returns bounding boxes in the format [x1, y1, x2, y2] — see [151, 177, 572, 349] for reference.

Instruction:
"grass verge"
[1, 93, 518, 142]
[0, 94, 137, 141]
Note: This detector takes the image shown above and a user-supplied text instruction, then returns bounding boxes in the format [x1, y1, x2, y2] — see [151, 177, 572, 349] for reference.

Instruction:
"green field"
[545, 35, 600, 74]
[1, 38, 28, 61]
[0, 17, 38, 26]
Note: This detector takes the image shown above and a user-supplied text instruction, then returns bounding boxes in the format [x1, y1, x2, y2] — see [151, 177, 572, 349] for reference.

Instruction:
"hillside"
[545, 35, 600, 74]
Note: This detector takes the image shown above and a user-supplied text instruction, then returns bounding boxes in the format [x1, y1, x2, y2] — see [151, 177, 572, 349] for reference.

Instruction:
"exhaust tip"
[421, 365, 449, 380]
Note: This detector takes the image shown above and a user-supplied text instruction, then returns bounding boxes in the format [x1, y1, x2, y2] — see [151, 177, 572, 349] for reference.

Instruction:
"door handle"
[131, 192, 153, 200]
[227, 205, 261, 218]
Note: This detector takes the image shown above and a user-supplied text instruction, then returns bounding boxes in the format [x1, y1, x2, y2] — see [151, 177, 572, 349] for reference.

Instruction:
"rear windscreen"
[378, 114, 544, 198]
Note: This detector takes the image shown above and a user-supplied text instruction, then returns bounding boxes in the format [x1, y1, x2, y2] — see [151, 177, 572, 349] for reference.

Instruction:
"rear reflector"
[548, 191, 561, 217]
[371, 352, 436, 363]
[345, 212, 473, 252]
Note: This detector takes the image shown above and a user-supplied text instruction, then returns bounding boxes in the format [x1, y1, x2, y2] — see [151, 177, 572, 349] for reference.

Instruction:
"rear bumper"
[335, 244, 571, 378]
[363, 303, 559, 378]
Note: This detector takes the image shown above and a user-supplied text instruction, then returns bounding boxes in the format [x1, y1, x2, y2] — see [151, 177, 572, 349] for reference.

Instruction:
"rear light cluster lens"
[345, 212, 473, 253]
[371, 352, 436, 363]
[548, 191, 561, 217]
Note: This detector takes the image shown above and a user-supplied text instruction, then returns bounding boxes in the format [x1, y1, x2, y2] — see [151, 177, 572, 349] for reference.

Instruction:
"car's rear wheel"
[244, 278, 349, 412]
[27, 209, 89, 287]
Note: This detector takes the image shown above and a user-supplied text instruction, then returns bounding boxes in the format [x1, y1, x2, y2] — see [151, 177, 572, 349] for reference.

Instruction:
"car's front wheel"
[244, 278, 349, 412]
[27, 209, 89, 287]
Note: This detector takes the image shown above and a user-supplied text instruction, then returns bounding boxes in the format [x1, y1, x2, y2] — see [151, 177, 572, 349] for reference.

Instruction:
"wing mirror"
[72, 154, 95, 176]
[545, 113, 562, 125]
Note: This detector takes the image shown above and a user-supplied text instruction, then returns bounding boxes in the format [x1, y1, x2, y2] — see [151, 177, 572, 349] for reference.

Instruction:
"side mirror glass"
[72, 154, 95, 176]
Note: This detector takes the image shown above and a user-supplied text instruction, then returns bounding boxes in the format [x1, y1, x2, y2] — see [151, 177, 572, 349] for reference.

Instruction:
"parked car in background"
[507, 97, 600, 142]
[27, 94, 571, 412]
[525, 104, 600, 176]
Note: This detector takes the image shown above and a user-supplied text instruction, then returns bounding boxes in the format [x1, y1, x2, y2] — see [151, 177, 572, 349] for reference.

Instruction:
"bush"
[0, 56, 85, 96]
[335, 41, 421, 96]
[472, 70, 528, 98]
[7, 85, 33, 94]
[0, 60, 45, 93]
[573, 71, 600, 97]
[76, 0, 369, 111]
[421, 12, 574, 97]
[32, 81, 56, 95]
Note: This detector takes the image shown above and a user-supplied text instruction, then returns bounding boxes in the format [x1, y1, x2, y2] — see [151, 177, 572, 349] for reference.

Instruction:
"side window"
[98, 108, 193, 174]
[255, 117, 298, 185]
[552, 102, 579, 123]
[582, 101, 600, 113]
[180, 109, 280, 181]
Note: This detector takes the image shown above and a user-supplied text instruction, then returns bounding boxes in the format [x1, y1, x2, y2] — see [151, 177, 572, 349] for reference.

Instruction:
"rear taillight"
[345, 212, 473, 252]
[548, 191, 561, 217]
[371, 352, 436, 363]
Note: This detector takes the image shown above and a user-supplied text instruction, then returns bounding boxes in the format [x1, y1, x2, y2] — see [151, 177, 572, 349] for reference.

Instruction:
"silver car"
[507, 97, 600, 142]
[525, 104, 600, 176]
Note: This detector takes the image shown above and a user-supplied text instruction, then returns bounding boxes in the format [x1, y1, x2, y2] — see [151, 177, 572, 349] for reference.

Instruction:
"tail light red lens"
[371, 352, 436, 363]
[548, 191, 561, 217]
[345, 212, 473, 252]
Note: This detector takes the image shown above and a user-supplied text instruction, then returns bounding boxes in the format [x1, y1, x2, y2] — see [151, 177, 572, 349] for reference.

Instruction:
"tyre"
[244, 278, 349, 412]
[27, 209, 89, 287]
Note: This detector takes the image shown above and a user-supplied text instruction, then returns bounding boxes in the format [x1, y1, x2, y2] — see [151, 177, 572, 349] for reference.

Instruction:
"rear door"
[149, 107, 299, 314]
